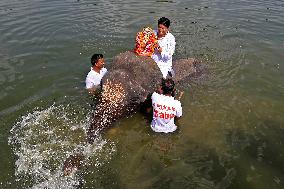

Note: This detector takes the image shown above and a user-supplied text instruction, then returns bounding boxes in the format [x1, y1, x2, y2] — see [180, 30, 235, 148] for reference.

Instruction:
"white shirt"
[151, 30, 176, 78]
[85, 67, 107, 89]
[151, 92, 182, 133]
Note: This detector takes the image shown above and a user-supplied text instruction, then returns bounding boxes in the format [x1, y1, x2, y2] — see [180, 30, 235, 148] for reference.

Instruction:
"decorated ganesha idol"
[134, 27, 158, 57]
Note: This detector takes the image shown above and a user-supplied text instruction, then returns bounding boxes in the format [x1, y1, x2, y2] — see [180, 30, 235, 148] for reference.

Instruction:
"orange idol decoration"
[134, 27, 158, 57]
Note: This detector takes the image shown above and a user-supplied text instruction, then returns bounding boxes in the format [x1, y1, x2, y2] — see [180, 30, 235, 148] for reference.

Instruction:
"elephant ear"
[173, 58, 206, 90]
[172, 58, 197, 81]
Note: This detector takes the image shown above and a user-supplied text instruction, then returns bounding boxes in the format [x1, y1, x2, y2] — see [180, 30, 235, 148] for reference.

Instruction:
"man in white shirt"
[152, 17, 176, 78]
[85, 54, 108, 94]
[151, 78, 182, 133]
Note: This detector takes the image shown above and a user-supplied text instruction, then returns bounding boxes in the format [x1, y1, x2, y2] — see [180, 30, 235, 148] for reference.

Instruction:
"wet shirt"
[151, 92, 182, 133]
[151, 30, 176, 78]
[85, 67, 107, 89]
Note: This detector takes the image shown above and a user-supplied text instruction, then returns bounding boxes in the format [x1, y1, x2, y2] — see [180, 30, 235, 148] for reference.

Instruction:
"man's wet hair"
[161, 78, 175, 95]
[158, 17, 170, 28]
[91, 54, 103, 66]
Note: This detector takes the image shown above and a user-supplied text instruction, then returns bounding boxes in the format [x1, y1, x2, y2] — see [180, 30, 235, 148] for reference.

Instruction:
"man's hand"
[157, 46, 163, 53]
[178, 91, 184, 101]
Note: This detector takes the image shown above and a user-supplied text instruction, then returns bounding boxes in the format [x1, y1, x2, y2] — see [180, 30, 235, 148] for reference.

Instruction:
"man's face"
[158, 24, 168, 38]
[95, 58, 105, 69]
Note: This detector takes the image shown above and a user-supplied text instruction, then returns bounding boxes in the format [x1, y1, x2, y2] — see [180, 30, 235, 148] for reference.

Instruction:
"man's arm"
[87, 86, 99, 94]
[176, 101, 182, 118]
[86, 80, 100, 95]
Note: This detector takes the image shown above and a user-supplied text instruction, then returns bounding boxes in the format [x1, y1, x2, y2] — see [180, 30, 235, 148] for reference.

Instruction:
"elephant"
[63, 51, 203, 175]
[87, 51, 201, 141]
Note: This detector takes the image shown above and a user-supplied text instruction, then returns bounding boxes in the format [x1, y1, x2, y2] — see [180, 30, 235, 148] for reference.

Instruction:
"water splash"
[9, 104, 116, 189]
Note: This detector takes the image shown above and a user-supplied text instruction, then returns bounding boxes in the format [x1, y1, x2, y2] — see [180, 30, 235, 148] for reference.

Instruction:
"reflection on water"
[0, 0, 284, 188]
[224, 120, 284, 189]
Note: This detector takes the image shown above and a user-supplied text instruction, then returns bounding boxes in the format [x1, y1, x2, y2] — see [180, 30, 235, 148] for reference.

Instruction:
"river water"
[0, 0, 283, 188]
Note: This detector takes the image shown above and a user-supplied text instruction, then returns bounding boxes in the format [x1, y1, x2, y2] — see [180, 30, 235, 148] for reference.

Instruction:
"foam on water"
[9, 104, 116, 189]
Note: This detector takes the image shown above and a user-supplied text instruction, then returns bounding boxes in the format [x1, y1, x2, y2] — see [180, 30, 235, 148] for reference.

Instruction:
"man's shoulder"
[152, 92, 159, 97]
[102, 67, 107, 72]
[87, 69, 97, 77]
[173, 98, 182, 107]
[86, 69, 94, 77]
[166, 32, 175, 40]
[151, 92, 163, 100]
